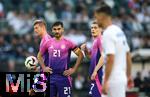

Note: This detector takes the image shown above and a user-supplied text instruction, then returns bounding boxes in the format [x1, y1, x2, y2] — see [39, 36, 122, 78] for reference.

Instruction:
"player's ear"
[99, 27, 102, 32]
[62, 27, 64, 32]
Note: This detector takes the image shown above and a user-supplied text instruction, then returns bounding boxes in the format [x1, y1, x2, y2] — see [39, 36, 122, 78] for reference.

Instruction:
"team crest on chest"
[61, 44, 66, 49]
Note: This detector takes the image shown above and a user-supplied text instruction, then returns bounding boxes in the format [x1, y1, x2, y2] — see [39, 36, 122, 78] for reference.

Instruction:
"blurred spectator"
[61, 3, 72, 22]
[144, 71, 150, 96]
[54, 0, 65, 19]
[32, 0, 44, 18]
[142, 36, 150, 48]
[63, 0, 74, 8]
[143, 11, 150, 23]
[134, 71, 143, 91]
[0, 34, 11, 60]
[11, 0, 22, 9]
[23, 34, 36, 55]
[75, 73, 85, 90]
[131, 35, 142, 50]
[61, 3, 72, 29]
[44, 7, 57, 24]
[7, 10, 32, 35]
[130, 14, 143, 33]
[75, 7, 89, 23]
[8, 59, 16, 72]
[0, 0, 4, 18]
[65, 29, 87, 45]
[148, 71, 150, 91]
[142, 76, 149, 94]
[134, 8, 144, 24]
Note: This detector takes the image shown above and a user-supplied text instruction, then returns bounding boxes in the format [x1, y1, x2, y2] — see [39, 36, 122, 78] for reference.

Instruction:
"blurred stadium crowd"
[0, 0, 150, 97]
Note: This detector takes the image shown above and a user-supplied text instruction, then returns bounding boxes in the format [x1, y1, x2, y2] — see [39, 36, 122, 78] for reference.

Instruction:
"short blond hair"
[33, 19, 46, 27]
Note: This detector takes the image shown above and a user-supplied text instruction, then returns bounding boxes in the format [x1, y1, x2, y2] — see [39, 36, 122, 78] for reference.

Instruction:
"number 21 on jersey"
[53, 50, 60, 57]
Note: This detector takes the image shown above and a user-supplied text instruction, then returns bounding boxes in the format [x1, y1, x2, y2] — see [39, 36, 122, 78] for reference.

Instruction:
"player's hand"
[34, 66, 40, 72]
[127, 76, 134, 89]
[63, 68, 75, 76]
[30, 66, 40, 72]
[29, 89, 35, 96]
[30, 66, 37, 70]
[43, 67, 53, 74]
[80, 43, 86, 51]
[91, 71, 97, 80]
[102, 81, 108, 95]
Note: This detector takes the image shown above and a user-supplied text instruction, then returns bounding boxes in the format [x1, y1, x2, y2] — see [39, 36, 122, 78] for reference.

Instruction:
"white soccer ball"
[25, 56, 38, 70]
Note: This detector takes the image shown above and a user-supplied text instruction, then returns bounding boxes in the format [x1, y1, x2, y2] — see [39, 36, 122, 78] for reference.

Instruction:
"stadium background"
[0, 0, 149, 97]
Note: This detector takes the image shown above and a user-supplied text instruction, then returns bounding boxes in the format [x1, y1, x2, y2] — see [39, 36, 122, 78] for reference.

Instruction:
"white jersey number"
[53, 50, 60, 57]
[64, 87, 71, 95]
[89, 83, 94, 94]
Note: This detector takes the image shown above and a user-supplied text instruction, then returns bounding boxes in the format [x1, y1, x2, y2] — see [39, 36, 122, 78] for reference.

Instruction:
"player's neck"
[93, 33, 101, 39]
[41, 31, 47, 38]
[55, 36, 63, 40]
[103, 19, 112, 29]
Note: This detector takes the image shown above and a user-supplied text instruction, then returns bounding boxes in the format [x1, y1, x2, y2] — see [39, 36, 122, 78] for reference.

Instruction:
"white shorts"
[102, 81, 127, 97]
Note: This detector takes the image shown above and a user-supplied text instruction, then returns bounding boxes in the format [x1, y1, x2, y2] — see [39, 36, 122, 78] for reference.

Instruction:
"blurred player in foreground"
[37, 21, 83, 97]
[81, 21, 104, 97]
[94, 4, 134, 97]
